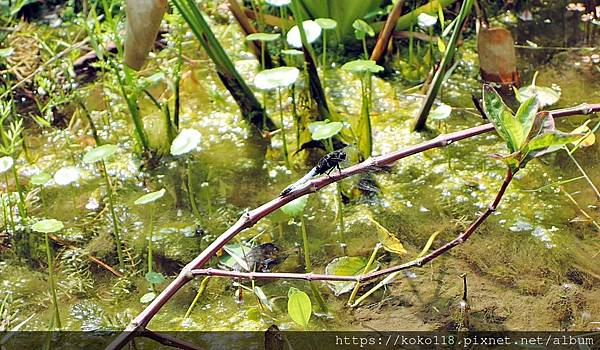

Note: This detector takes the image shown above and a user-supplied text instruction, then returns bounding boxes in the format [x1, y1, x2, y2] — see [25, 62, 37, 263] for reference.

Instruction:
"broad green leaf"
[254, 67, 300, 90]
[281, 195, 308, 217]
[525, 131, 585, 158]
[221, 244, 252, 271]
[145, 271, 166, 284]
[287, 287, 312, 328]
[315, 18, 338, 30]
[353, 19, 374, 40]
[140, 292, 156, 303]
[135, 188, 166, 205]
[430, 103, 452, 121]
[30, 172, 52, 186]
[482, 85, 521, 153]
[513, 96, 539, 148]
[246, 32, 281, 42]
[341, 59, 384, 74]
[325, 256, 379, 296]
[32, 219, 64, 233]
[170, 128, 201, 156]
[82, 144, 118, 164]
[309, 121, 343, 140]
[369, 217, 407, 255]
[0, 156, 14, 174]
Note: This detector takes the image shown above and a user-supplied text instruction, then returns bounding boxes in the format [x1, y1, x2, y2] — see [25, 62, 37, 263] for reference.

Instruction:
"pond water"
[1, 0, 599, 339]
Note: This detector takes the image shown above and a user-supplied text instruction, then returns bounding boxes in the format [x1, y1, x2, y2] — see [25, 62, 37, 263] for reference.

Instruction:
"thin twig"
[371, 0, 405, 62]
[142, 328, 205, 350]
[105, 103, 600, 350]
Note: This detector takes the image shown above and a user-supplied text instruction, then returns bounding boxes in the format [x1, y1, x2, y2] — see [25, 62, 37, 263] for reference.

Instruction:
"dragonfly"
[280, 145, 383, 197]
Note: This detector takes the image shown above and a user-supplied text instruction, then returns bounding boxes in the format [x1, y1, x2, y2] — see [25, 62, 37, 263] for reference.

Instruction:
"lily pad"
[325, 256, 379, 296]
[287, 20, 322, 48]
[341, 59, 384, 74]
[281, 195, 308, 217]
[82, 144, 119, 164]
[315, 18, 338, 30]
[352, 19, 374, 40]
[170, 128, 201, 156]
[0, 156, 14, 174]
[30, 172, 52, 186]
[287, 287, 312, 328]
[516, 72, 560, 108]
[246, 32, 280, 42]
[254, 66, 300, 90]
[308, 121, 343, 140]
[418, 13, 438, 28]
[134, 188, 166, 205]
[281, 49, 304, 56]
[145, 271, 166, 284]
[430, 103, 452, 121]
[54, 166, 80, 186]
[32, 219, 64, 233]
[265, 0, 291, 6]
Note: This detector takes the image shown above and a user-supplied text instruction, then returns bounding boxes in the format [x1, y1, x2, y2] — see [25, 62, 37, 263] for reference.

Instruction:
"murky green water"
[1, 0, 599, 336]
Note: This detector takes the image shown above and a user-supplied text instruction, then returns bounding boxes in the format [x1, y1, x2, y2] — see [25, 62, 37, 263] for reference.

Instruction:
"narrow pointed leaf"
[514, 96, 539, 148]
[482, 85, 520, 152]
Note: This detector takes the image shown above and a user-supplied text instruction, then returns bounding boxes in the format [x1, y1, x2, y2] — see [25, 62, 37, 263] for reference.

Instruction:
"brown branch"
[371, 0, 405, 62]
[142, 328, 205, 350]
[191, 168, 513, 283]
[105, 102, 600, 350]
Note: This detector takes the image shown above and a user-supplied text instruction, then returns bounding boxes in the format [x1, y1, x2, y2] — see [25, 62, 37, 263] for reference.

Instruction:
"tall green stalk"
[172, 0, 273, 131]
[44, 231, 61, 329]
[102, 161, 124, 270]
[114, 67, 150, 152]
[278, 88, 291, 168]
[413, 0, 474, 131]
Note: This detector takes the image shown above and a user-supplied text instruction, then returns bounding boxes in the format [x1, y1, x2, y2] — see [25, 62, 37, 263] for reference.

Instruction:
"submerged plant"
[82, 144, 124, 270]
[31, 218, 64, 330]
[254, 66, 300, 168]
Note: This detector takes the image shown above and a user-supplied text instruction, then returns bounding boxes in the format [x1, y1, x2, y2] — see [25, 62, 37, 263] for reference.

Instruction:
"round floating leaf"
[254, 66, 300, 90]
[315, 18, 337, 30]
[341, 59, 384, 74]
[517, 85, 560, 108]
[281, 49, 304, 56]
[430, 103, 452, 121]
[82, 144, 118, 164]
[32, 219, 64, 233]
[308, 121, 343, 140]
[246, 32, 280, 42]
[287, 287, 312, 329]
[145, 271, 166, 284]
[286, 20, 322, 48]
[418, 13, 438, 28]
[140, 292, 156, 304]
[0, 156, 14, 174]
[30, 172, 52, 186]
[325, 256, 380, 296]
[281, 195, 308, 217]
[265, 0, 291, 6]
[170, 128, 201, 156]
[54, 166, 80, 186]
[353, 19, 374, 39]
[135, 188, 166, 205]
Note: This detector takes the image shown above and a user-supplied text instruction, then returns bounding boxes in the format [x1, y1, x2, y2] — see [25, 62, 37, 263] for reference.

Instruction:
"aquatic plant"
[82, 144, 124, 270]
[31, 218, 64, 330]
[254, 66, 300, 167]
[134, 188, 166, 303]
[170, 128, 202, 219]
